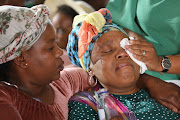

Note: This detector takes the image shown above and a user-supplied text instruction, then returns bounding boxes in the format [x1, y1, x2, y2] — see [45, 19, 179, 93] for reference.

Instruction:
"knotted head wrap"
[0, 5, 50, 64]
[67, 8, 127, 72]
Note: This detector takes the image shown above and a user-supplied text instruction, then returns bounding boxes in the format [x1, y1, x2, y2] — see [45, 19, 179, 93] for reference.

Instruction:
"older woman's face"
[24, 24, 64, 85]
[90, 31, 140, 94]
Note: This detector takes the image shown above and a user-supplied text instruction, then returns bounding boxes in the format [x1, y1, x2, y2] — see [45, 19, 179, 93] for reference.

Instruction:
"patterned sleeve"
[68, 101, 98, 120]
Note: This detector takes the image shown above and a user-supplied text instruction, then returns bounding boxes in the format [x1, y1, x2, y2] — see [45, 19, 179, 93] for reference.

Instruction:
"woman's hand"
[125, 37, 163, 72]
[138, 74, 180, 113]
[123, 28, 163, 72]
[150, 81, 180, 113]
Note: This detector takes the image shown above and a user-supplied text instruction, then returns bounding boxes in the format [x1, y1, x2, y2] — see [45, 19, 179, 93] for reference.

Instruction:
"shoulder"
[0, 82, 22, 119]
[0, 82, 18, 102]
[51, 67, 90, 97]
[68, 100, 98, 120]
[52, 67, 90, 89]
[60, 67, 89, 79]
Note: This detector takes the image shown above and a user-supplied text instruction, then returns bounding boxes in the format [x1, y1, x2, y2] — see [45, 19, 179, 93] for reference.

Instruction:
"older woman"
[0, 5, 91, 120]
[67, 8, 180, 119]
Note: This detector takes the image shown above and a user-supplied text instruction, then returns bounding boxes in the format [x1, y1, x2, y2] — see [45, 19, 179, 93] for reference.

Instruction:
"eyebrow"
[99, 41, 113, 48]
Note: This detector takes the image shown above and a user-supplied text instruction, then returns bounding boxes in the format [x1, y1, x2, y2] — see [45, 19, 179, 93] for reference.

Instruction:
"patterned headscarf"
[0, 5, 50, 64]
[67, 8, 127, 72]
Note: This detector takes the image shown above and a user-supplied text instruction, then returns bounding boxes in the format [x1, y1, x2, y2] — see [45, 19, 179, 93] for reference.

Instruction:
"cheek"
[40, 54, 56, 66]
[91, 59, 112, 83]
[91, 60, 104, 79]
[134, 65, 140, 80]
[30, 52, 56, 69]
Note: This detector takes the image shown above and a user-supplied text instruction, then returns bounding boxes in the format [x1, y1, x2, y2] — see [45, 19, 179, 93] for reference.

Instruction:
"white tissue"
[120, 37, 147, 74]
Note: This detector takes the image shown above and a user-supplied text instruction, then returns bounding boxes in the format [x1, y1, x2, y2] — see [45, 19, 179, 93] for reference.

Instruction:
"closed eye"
[48, 46, 54, 51]
[103, 49, 113, 53]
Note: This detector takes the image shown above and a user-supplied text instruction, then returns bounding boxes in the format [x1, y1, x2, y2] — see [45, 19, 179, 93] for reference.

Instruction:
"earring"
[88, 71, 97, 87]
[25, 63, 28, 66]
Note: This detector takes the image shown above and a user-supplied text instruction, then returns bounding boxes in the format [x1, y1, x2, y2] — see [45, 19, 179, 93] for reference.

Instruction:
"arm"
[138, 74, 180, 113]
[124, 28, 180, 74]
[51, 68, 91, 120]
[59, 67, 91, 96]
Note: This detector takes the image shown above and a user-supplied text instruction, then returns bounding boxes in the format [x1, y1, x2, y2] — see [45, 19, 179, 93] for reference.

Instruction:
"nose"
[55, 45, 63, 58]
[115, 49, 129, 60]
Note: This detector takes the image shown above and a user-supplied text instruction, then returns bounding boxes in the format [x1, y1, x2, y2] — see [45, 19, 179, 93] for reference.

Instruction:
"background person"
[72, 0, 109, 11]
[52, 2, 94, 68]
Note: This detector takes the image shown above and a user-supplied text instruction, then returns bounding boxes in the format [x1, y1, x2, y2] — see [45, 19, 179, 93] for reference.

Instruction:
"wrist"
[161, 56, 171, 72]
[157, 56, 163, 72]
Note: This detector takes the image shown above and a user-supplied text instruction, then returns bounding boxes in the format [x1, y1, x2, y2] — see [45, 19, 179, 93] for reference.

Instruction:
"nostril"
[125, 54, 129, 58]
[116, 53, 129, 59]
[118, 56, 121, 59]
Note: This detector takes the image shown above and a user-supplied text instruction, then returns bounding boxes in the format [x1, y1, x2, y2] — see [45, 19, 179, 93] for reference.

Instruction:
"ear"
[13, 54, 28, 69]
[88, 61, 94, 75]
[88, 70, 94, 76]
[89, 61, 94, 71]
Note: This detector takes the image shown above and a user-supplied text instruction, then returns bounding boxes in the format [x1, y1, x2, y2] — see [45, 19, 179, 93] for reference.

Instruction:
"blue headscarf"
[67, 8, 127, 72]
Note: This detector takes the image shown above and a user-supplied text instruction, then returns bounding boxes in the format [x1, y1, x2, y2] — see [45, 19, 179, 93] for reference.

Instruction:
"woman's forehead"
[96, 31, 127, 46]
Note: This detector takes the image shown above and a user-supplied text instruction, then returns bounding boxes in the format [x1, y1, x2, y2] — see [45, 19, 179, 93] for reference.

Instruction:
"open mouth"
[57, 61, 64, 71]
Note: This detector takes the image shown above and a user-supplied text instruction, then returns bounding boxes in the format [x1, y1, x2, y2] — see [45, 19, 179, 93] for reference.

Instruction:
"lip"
[57, 61, 64, 72]
[116, 62, 133, 71]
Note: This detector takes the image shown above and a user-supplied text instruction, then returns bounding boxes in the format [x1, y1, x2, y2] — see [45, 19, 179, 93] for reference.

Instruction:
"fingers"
[154, 83, 180, 113]
[126, 48, 147, 56]
[129, 39, 151, 46]
[157, 99, 180, 113]
[125, 47, 150, 62]
[132, 54, 147, 62]
[168, 96, 180, 111]
[125, 40, 154, 52]
[164, 83, 180, 111]
[124, 40, 157, 64]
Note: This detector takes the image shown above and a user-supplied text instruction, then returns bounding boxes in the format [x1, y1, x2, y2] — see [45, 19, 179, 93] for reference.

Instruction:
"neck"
[9, 63, 54, 104]
[18, 83, 48, 97]
[10, 75, 54, 104]
[102, 84, 140, 95]
[18, 83, 54, 104]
